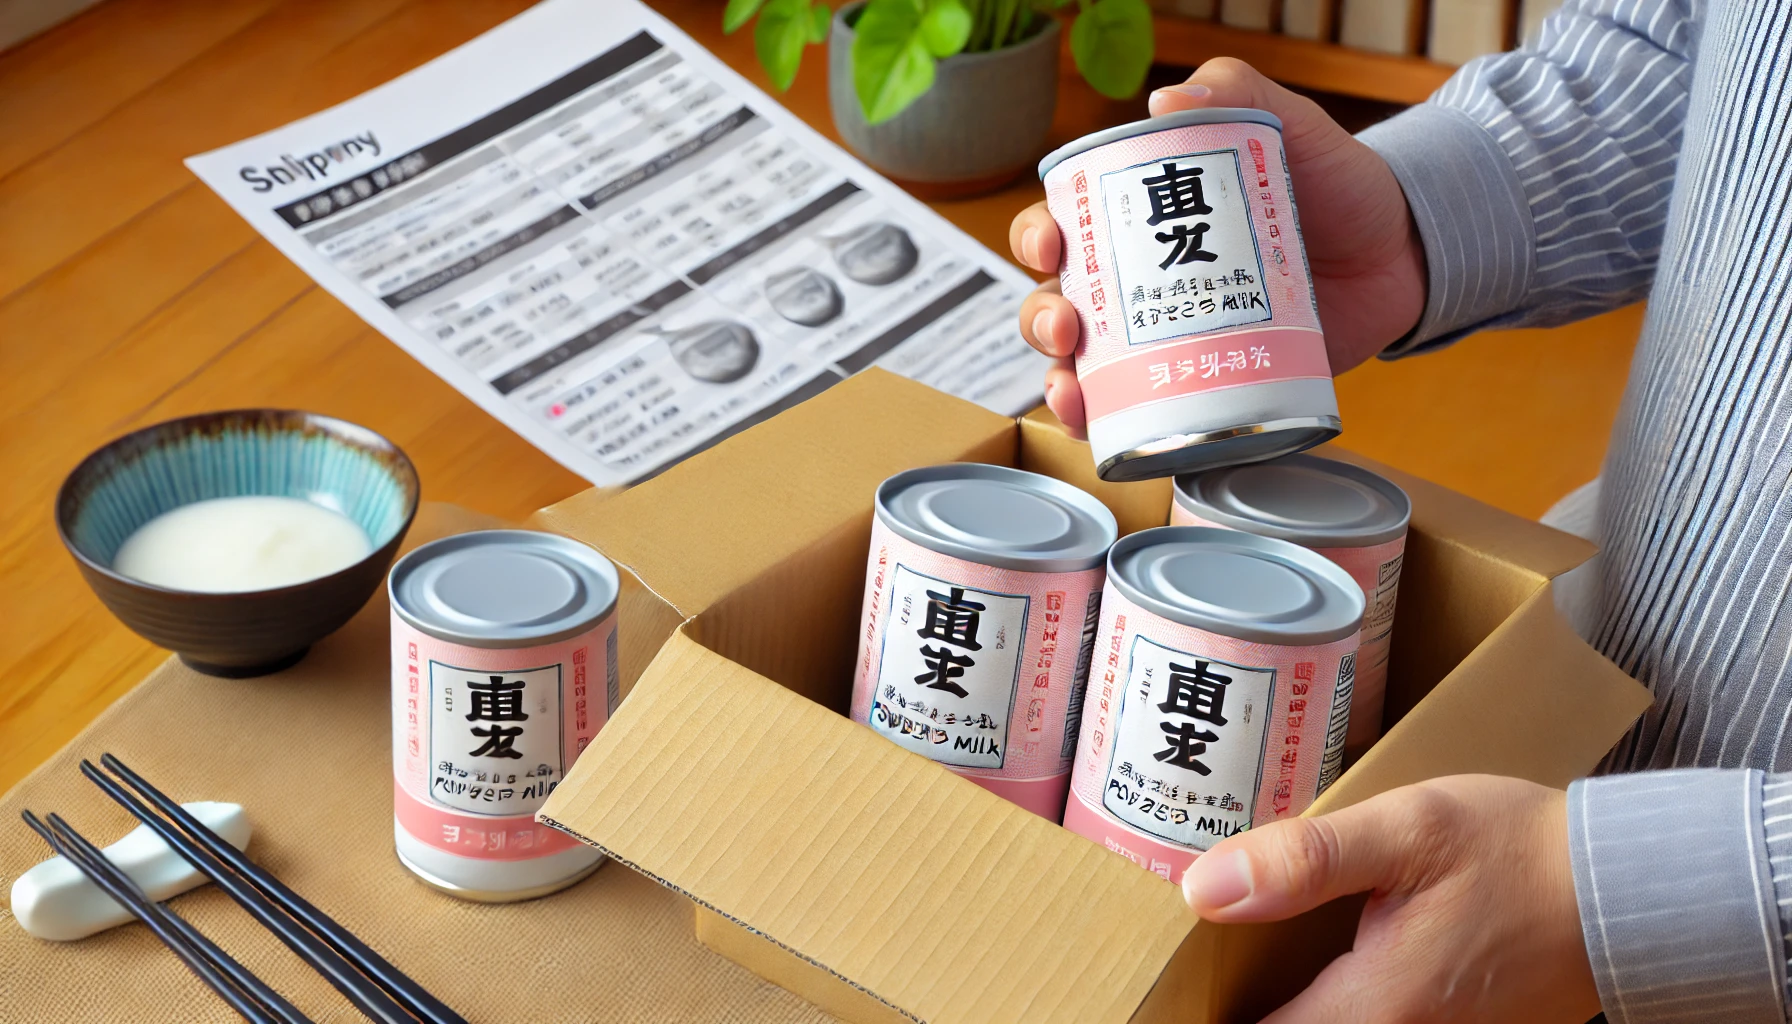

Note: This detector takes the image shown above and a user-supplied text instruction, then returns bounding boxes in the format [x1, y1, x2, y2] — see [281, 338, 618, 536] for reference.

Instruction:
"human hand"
[1183, 775, 1599, 1023]
[1010, 59, 1426, 437]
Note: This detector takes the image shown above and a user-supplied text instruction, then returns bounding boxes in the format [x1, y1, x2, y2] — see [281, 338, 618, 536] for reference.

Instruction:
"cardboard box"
[534, 368, 1650, 1024]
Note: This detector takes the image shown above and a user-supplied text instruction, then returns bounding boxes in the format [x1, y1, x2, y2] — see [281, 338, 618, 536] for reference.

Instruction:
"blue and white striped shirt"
[1358, 1, 1792, 1019]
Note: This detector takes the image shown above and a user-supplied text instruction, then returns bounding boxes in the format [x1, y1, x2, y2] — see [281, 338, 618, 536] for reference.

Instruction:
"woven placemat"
[0, 504, 837, 1023]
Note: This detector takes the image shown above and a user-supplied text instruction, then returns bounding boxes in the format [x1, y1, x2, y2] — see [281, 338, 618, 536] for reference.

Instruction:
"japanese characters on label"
[1100, 150, 1271, 348]
[429, 661, 565, 816]
[1316, 652, 1356, 793]
[1102, 636, 1271, 849]
[1368, 554, 1404, 636]
[1060, 591, 1105, 761]
[870, 565, 1028, 770]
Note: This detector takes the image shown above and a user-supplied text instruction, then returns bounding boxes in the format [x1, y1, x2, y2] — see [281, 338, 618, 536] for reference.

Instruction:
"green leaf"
[755, 0, 815, 90]
[1070, 0, 1154, 98]
[852, 0, 940, 123]
[808, 2, 832, 43]
[723, 0, 766, 34]
[919, 0, 972, 57]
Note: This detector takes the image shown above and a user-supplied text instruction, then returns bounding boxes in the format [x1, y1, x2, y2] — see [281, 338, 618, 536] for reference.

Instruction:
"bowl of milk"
[56, 410, 419, 677]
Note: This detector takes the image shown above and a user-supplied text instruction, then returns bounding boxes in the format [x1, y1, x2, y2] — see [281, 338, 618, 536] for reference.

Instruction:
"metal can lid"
[876, 464, 1118, 573]
[388, 530, 619, 648]
[1172, 454, 1411, 548]
[1109, 526, 1364, 645]
[1037, 107, 1284, 180]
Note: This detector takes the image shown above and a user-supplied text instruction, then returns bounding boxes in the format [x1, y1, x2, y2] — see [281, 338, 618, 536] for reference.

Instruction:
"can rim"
[1037, 107, 1285, 180]
[1106, 525, 1364, 645]
[1172, 454, 1412, 547]
[875, 463, 1118, 573]
[388, 529, 620, 648]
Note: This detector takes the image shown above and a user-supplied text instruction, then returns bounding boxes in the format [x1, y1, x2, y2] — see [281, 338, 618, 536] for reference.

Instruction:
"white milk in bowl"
[112, 495, 372, 592]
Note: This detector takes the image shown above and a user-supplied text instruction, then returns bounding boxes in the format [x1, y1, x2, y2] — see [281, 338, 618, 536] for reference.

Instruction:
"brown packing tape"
[539, 626, 1196, 1024]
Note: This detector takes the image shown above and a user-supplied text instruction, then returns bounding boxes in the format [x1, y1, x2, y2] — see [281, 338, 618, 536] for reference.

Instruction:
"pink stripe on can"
[1079, 325, 1330, 424]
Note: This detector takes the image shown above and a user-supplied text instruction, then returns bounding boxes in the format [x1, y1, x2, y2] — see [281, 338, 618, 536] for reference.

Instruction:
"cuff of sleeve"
[1568, 770, 1786, 1024]
[1356, 103, 1536, 356]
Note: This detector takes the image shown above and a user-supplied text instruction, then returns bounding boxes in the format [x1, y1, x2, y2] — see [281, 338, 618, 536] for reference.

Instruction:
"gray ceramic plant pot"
[830, 3, 1060, 198]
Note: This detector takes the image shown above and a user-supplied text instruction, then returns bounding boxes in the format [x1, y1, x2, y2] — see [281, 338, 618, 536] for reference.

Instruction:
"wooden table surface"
[0, 0, 1644, 796]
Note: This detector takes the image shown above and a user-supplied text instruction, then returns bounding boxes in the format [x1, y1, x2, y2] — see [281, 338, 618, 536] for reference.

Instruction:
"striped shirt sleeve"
[1357, 0, 1699, 355]
[1568, 769, 1787, 1023]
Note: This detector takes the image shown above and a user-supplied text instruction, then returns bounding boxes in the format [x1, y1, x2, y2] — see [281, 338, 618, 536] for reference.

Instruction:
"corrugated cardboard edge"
[539, 626, 1197, 1024]
[536, 632, 928, 1024]
[539, 805, 922, 1024]
[693, 906, 915, 1024]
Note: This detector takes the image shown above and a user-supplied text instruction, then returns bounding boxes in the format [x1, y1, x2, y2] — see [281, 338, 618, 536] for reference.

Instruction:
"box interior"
[536, 369, 1652, 1024]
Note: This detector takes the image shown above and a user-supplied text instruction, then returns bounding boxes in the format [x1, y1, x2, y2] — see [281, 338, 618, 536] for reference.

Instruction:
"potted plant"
[724, 0, 1154, 197]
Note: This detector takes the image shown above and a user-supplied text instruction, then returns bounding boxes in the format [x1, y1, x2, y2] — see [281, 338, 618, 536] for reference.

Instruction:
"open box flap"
[531, 370, 1015, 698]
[533, 369, 1016, 619]
[1318, 578, 1652, 810]
[539, 626, 1197, 1024]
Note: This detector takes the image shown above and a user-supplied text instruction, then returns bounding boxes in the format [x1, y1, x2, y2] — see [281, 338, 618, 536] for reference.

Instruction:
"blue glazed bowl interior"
[63, 413, 416, 581]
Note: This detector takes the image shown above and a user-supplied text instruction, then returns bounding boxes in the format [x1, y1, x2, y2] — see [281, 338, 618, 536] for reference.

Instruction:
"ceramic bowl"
[57, 410, 419, 677]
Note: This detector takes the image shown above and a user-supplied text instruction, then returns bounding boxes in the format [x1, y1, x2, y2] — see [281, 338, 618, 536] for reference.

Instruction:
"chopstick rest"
[19, 811, 285, 1024]
[89, 755, 469, 1024]
[76, 761, 419, 1024]
[10, 801, 250, 941]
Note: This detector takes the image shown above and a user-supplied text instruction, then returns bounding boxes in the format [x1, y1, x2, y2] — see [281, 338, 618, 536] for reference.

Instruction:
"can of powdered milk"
[389, 530, 619, 902]
[1062, 526, 1362, 883]
[1171, 453, 1409, 762]
[850, 464, 1118, 822]
[1039, 109, 1338, 482]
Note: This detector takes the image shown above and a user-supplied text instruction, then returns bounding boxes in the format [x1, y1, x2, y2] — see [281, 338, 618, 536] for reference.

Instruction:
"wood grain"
[1154, 14, 1455, 104]
[0, 0, 1639, 795]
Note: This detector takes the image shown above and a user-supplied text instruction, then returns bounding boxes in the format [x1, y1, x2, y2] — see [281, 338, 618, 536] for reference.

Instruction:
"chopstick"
[91, 755, 470, 1024]
[79, 760, 425, 1024]
[36, 811, 314, 1024]
[20, 810, 281, 1024]
[96, 754, 463, 1024]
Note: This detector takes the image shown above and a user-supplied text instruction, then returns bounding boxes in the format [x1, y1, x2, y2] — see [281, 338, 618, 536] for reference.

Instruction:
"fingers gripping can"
[1063, 527, 1363, 884]
[850, 464, 1118, 821]
[1171, 454, 1409, 761]
[389, 530, 620, 902]
[1038, 109, 1339, 482]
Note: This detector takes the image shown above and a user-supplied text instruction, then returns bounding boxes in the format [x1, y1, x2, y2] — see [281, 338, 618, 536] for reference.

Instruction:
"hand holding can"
[1039, 108, 1340, 481]
[1014, 61, 1426, 447]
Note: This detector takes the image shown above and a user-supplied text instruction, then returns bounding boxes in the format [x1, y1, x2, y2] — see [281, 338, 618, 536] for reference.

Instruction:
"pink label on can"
[1169, 502, 1405, 761]
[1063, 586, 1356, 884]
[1043, 122, 1328, 426]
[850, 518, 1105, 822]
[392, 611, 617, 861]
